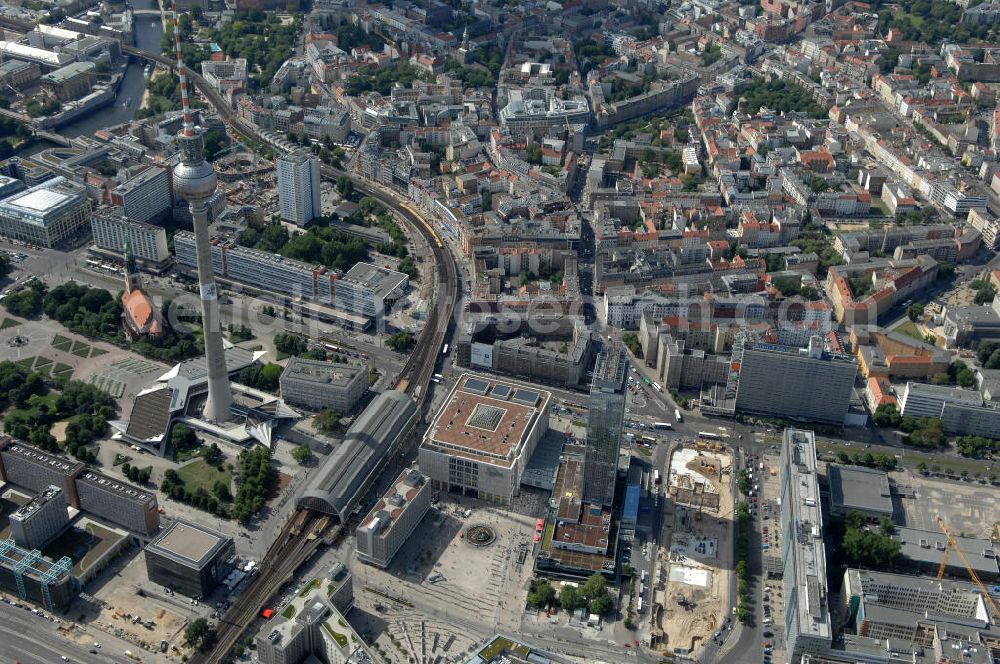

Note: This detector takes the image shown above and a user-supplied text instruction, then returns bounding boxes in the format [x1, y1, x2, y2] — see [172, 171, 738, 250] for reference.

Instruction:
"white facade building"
[277, 152, 321, 226]
[8, 485, 69, 550]
[110, 166, 171, 224]
[90, 211, 170, 264]
[356, 468, 430, 568]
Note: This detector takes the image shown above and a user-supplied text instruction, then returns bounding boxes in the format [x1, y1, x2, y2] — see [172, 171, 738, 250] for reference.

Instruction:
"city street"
[0, 599, 162, 664]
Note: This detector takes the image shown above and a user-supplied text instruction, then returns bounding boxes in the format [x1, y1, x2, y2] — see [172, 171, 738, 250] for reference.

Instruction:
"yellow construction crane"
[935, 516, 1000, 621]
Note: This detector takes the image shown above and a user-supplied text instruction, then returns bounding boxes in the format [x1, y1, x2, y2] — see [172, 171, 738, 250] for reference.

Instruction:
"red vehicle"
[260, 608, 275, 619]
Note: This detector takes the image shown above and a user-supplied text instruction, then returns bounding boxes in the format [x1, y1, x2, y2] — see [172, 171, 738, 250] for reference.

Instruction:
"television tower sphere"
[172, 132, 217, 203]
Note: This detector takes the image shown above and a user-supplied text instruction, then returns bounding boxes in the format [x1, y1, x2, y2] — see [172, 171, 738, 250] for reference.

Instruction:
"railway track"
[191, 510, 332, 664]
[0, 19, 462, 659]
[184, 175, 454, 660]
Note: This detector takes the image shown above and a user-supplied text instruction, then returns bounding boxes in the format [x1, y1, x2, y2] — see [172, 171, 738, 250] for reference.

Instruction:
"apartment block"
[255, 588, 371, 664]
[898, 381, 983, 418]
[968, 207, 999, 250]
[657, 334, 730, 391]
[779, 429, 833, 661]
[8, 485, 69, 550]
[109, 166, 171, 225]
[892, 526, 999, 581]
[0, 437, 84, 507]
[174, 231, 337, 303]
[458, 315, 596, 388]
[842, 568, 995, 645]
[277, 152, 321, 226]
[356, 468, 430, 568]
[90, 210, 170, 265]
[75, 470, 160, 536]
[735, 337, 857, 425]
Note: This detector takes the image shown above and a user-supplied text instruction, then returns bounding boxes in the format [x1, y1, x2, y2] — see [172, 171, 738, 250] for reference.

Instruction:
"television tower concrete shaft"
[170, 1, 232, 422]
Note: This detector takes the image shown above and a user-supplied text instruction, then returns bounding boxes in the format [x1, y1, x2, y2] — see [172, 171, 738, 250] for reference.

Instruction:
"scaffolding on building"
[0, 538, 74, 610]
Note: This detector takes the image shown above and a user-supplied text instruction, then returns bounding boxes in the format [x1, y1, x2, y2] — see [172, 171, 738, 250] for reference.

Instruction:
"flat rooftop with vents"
[419, 374, 551, 504]
[422, 375, 550, 466]
[145, 520, 230, 569]
[827, 464, 893, 520]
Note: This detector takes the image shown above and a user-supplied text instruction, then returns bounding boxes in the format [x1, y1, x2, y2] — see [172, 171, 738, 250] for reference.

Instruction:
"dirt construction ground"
[654, 447, 735, 656]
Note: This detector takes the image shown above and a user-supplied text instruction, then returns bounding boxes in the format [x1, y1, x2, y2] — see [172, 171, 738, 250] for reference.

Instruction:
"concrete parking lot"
[345, 498, 538, 661]
[896, 469, 1000, 537]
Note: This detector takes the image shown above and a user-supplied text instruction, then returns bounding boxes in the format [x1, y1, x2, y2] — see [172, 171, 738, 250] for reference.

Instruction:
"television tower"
[170, 1, 232, 422]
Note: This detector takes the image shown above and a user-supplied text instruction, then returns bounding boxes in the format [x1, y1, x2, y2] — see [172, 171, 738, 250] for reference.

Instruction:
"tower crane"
[935, 516, 1000, 621]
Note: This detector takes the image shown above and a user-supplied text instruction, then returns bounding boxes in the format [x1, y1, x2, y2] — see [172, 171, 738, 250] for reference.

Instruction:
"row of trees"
[184, 617, 215, 651]
[953, 435, 1000, 459]
[243, 222, 370, 273]
[977, 340, 1000, 370]
[211, 11, 301, 89]
[25, 98, 60, 118]
[161, 467, 230, 518]
[0, 361, 115, 461]
[231, 447, 277, 524]
[4, 281, 202, 364]
[527, 574, 614, 615]
[0, 115, 31, 159]
[875, 402, 999, 459]
[771, 276, 821, 301]
[874, 0, 996, 45]
[971, 279, 997, 306]
[790, 222, 843, 278]
[622, 332, 642, 357]
[356, 197, 411, 258]
[313, 409, 343, 434]
[238, 362, 283, 393]
[345, 64, 430, 96]
[227, 323, 253, 342]
[4, 280, 46, 317]
[273, 332, 326, 361]
[734, 502, 750, 622]
[135, 72, 183, 121]
[834, 511, 901, 568]
[835, 450, 898, 471]
[386, 331, 414, 353]
[120, 463, 153, 485]
[733, 78, 828, 118]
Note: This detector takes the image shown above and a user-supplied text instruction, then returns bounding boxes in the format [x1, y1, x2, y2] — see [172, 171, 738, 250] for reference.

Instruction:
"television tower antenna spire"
[169, 0, 233, 423]
[171, 0, 195, 136]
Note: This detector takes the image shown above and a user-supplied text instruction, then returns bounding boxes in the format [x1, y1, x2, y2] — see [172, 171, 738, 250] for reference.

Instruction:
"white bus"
[442, 343, 449, 355]
[652, 382, 662, 392]
[653, 470, 662, 484]
[697, 431, 721, 441]
[674, 409, 683, 423]
[654, 422, 672, 430]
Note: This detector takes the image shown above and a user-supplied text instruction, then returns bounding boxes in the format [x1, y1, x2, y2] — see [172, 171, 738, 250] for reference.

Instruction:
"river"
[60, 0, 164, 138]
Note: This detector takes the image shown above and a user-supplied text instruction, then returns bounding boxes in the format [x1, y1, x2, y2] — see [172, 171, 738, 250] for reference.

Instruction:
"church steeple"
[124, 238, 140, 294]
[461, 25, 470, 51]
